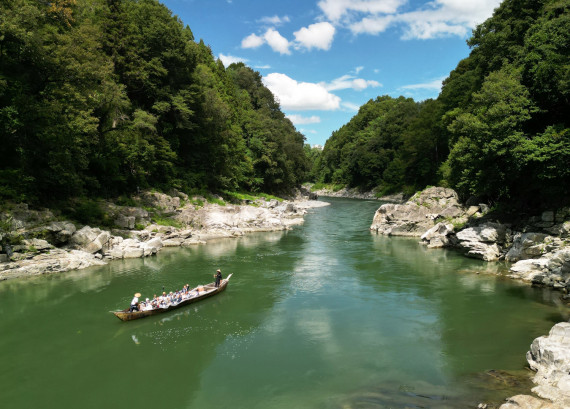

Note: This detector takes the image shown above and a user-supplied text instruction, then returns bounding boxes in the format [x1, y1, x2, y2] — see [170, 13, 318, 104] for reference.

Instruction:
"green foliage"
[116, 195, 139, 207]
[204, 195, 225, 206]
[70, 198, 111, 226]
[310, 183, 345, 192]
[190, 198, 205, 208]
[0, 0, 309, 206]
[314, 0, 570, 211]
[152, 217, 182, 228]
[222, 191, 283, 204]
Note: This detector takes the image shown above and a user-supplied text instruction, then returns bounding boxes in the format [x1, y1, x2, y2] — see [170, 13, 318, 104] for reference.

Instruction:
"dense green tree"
[314, 0, 569, 209]
[0, 0, 308, 204]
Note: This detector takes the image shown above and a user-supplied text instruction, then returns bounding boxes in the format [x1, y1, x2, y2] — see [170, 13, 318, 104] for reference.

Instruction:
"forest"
[1, 0, 569, 212]
[312, 0, 569, 210]
[0, 0, 309, 205]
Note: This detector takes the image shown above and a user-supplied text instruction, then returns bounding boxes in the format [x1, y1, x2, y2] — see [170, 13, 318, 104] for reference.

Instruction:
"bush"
[152, 217, 182, 228]
[116, 195, 139, 207]
[72, 199, 111, 226]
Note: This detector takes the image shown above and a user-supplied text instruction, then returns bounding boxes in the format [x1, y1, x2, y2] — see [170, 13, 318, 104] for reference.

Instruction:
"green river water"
[0, 198, 566, 409]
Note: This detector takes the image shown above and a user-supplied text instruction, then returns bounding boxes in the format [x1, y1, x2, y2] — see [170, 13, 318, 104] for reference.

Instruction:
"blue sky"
[161, 0, 502, 146]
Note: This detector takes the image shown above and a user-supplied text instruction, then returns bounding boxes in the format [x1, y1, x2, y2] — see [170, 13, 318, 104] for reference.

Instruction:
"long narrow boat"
[112, 274, 233, 322]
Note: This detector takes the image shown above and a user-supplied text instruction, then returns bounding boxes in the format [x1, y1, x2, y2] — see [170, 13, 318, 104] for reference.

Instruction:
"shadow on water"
[328, 369, 534, 409]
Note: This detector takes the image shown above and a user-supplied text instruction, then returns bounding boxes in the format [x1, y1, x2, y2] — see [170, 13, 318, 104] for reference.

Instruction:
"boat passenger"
[130, 292, 141, 312]
[214, 269, 223, 288]
[142, 298, 151, 311]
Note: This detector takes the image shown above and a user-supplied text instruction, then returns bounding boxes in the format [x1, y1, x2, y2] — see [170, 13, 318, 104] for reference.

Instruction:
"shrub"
[153, 217, 182, 228]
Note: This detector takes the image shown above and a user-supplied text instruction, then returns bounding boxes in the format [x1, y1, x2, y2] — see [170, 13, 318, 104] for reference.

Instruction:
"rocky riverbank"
[0, 191, 328, 281]
[369, 186, 570, 408]
[497, 322, 570, 409]
[309, 184, 406, 203]
[370, 187, 570, 291]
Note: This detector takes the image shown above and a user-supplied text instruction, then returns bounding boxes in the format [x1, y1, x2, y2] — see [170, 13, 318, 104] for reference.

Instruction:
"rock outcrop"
[526, 322, 570, 407]
[420, 222, 454, 248]
[499, 394, 562, 409]
[370, 187, 471, 236]
[508, 248, 570, 290]
[309, 185, 405, 203]
[455, 222, 510, 261]
[0, 192, 327, 281]
[368, 187, 570, 292]
[499, 323, 570, 409]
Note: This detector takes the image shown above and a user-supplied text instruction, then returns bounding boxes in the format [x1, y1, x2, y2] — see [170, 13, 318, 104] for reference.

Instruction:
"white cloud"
[300, 129, 319, 134]
[401, 19, 466, 39]
[258, 15, 290, 25]
[400, 77, 445, 91]
[287, 114, 322, 125]
[350, 15, 395, 35]
[218, 54, 248, 67]
[262, 73, 341, 111]
[324, 0, 501, 40]
[294, 22, 336, 51]
[264, 29, 291, 55]
[318, 0, 406, 22]
[321, 74, 381, 91]
[242, 33, 264, 49]
[241, 29, 291, 54]
[254, 64, 271, 69]
[341, 101, 361, 111]
[354, 66, 364, 74]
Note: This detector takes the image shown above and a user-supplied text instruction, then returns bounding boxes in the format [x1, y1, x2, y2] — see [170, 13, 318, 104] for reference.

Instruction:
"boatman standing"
[130, 292, 141, 312]
[214, 269, 222, 288]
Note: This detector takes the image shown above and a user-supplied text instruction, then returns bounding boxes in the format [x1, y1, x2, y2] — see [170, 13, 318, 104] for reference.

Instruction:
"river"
[0, 198, 565, 409]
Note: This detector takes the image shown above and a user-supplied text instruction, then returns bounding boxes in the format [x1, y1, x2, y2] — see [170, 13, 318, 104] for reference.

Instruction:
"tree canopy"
[313, 0, 570, 209]
[0, 0, 308, 204]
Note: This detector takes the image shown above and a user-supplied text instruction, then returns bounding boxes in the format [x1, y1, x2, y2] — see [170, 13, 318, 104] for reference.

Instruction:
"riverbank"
[368, 186, 570, 408]
[307, 184, 406, 203]
[0, 191, 328, 281]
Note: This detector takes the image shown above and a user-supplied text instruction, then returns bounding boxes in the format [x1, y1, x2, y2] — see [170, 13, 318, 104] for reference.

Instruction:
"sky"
[161, 0, 503, 146]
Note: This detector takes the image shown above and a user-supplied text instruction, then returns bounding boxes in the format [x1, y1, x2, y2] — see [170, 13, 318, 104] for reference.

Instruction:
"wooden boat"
[112, 274, 232, 322]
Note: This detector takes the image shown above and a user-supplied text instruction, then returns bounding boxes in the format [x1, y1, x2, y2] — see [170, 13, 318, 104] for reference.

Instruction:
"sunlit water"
[0, 198, 566, 409]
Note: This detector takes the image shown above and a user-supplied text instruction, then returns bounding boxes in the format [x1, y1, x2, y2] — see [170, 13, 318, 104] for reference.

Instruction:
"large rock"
[114, 214, 135, 230]
[455, 223, 509, 261]
[526, 323, 570, 407]
[46, 221, 77, 245]
[0, 249, 106, 280]
[141, 237, 163, 256]
[70, 227, 111, 254]
[420, 222, 454, 248]
[123, 247, 144, 258]
[141, 191, 180, 215]
[499, 394, 562, 409]
[509, 248, 570, 288]
[69, 226, 100, 247]
[370, 187, 467, 237]
[456, 223, 508, 243]
[22, 238, 53, 252]
[505, 233, 551, 262]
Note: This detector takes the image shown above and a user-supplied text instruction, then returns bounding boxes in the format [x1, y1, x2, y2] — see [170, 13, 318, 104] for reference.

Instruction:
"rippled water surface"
[0, 198, 565, 409]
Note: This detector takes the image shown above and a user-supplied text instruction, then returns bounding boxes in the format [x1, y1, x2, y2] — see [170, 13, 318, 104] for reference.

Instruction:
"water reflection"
[0, 198, 568, 409]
